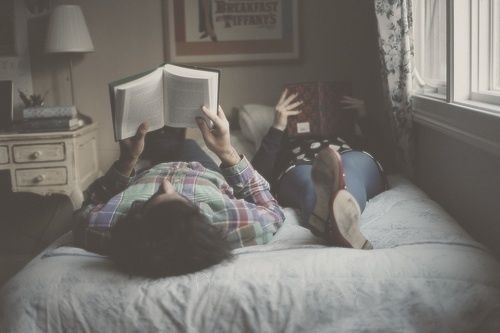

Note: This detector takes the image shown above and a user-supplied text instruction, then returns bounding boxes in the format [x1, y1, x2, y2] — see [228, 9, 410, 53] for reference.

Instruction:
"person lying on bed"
[73, 106, 287, 278]
[249, 90, 387, 249]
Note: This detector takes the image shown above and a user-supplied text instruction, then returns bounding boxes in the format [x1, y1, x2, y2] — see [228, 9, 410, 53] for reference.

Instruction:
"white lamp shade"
[45, 5, 95, 53]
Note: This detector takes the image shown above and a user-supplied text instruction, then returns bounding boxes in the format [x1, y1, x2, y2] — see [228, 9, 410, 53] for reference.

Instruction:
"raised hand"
[117, 122, 148, 176]
[340, 96, 367, 118]
[272, 89, 303, 131]
[196, 106, 240, 166]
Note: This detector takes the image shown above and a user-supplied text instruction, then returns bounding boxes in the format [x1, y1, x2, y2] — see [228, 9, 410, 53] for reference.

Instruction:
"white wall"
[417, 124, 500, 256]
[0, 0, 34, 114]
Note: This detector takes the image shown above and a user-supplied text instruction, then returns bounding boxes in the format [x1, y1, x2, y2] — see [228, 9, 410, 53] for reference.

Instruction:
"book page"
[163, 72, 214, 127]
[118, 69, 165, 139]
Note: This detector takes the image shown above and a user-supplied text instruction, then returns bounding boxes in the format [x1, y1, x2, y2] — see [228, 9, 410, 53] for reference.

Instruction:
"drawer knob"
[31, 151, 42, 159]
[33, 175, 45, 183]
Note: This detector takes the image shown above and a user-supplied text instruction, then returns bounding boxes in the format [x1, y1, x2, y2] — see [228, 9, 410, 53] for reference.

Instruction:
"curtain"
[374, 0, 416, 179]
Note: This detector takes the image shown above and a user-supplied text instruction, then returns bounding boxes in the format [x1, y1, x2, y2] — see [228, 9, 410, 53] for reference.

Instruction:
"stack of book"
[12, 106, 84, 132]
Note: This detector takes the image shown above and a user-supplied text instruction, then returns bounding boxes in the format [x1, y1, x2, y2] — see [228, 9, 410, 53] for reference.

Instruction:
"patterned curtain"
[374, 0, 416, 179]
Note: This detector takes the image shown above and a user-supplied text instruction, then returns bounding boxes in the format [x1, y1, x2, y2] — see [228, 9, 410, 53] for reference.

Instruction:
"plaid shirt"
[74, 156, 285, 254]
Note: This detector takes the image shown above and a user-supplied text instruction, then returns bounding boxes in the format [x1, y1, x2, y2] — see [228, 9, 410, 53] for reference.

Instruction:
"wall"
[417, 124, 500, 256]
[30, 0, 386, 172]
[0, 0, 33, 114]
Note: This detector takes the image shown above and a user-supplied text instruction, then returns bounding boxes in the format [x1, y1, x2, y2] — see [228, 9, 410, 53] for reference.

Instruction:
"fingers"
[278, 89, 288, 104]
[201, 106, 222, 127]
[285, 100, 303, 110]
[196, 117, 211, 137]
[286, 110, 301, 116]
[342, 96, 360, 101]
[341, 105, 359, 110]
[135, 122, 148, 139]
[216, 105, 227, 120]
[283, 92, 299, 106]
[131, 122, 149, 142]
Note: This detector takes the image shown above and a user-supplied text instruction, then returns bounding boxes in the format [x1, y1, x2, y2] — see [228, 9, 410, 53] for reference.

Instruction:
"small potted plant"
[18, 89, 48, 107]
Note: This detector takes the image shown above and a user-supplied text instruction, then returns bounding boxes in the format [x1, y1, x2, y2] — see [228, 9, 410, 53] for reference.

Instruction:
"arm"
[73, 123, 148, 252]
[340, 96, 368, 137]
[81, 122, 149, 206]
[251, 89, 302, 180]
[196, 105, 285, 225]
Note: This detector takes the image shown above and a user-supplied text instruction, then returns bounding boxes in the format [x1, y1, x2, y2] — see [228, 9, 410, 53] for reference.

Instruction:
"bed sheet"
[1, 176, 499, 333]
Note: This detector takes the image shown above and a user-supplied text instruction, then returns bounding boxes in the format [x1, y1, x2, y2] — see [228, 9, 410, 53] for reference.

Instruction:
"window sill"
[412, 94, 500, 157]
[469, 92, 500, 108]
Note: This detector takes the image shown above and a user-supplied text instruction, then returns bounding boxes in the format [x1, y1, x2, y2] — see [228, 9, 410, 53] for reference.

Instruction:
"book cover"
[285, 81, 353, 138]
[12, 118, 82, 131]
[22, 106, 77, 119]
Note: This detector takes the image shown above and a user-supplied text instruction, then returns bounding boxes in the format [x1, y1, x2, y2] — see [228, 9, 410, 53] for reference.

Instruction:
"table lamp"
[45, 5, 94, 122]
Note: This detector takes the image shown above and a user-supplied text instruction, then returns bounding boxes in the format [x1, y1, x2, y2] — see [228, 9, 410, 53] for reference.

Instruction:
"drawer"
[0, 145, 8, 164]
[13, 143, 65, 163]
[15, 167, 68, 186]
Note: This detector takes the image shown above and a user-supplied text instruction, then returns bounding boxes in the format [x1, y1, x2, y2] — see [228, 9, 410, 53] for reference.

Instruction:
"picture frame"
[163, 0, 301, 66]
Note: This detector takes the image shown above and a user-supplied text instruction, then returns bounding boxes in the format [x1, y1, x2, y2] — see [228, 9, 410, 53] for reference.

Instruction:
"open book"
[285, 81, 353, 138]
[109, 64, 220, 141]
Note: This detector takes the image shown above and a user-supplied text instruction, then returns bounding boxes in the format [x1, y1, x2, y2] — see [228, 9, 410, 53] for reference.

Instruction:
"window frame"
[414, 0, 500, 109]
[412, 0, 500, 158]
[469, 0, 500, 105]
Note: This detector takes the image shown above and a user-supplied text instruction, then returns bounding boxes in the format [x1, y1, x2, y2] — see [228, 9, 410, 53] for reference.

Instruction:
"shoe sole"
[332, 189, 370, 249]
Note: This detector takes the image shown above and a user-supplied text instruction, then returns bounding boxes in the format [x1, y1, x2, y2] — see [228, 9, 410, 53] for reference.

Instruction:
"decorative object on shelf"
[14, 105, 82, 132]
[12, 117, 83, 132]
[18, 89, 48, 107]
[45, 5, 94, 124]
[22, 105, 77, 119]
[164, 0, 301, 65]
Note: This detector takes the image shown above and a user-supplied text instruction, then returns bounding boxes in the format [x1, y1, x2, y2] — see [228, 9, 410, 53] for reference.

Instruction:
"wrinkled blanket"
[1, 176, 499, 333]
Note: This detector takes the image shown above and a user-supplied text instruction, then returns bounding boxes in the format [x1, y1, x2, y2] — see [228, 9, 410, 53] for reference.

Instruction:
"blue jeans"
[277, 150, 386, 225]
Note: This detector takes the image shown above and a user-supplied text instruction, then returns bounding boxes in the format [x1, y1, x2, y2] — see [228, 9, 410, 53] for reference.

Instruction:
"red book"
[285, 81, 354, 139]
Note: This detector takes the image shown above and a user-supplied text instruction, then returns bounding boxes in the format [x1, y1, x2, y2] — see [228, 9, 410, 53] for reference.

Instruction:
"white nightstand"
[0, 123, 100, 209]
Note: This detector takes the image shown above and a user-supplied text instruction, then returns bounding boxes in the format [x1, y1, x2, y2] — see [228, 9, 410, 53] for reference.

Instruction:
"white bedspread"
[1, 176, 500, 332]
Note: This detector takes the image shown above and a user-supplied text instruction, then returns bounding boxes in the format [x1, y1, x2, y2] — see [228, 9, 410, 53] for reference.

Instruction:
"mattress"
[1, 175, 499, 332]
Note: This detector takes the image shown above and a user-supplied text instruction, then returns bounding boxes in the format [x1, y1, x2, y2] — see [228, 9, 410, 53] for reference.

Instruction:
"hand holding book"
[117, 122, 149, 177]
[339, 96, 367, 119]
[196, 105, 240, 167]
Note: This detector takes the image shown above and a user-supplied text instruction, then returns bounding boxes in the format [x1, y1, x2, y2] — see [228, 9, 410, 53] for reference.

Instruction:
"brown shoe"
[308, 148, 371, 249]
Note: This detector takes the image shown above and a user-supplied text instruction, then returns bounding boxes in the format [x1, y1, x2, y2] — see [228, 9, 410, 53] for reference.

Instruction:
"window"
[471, 0, 500, 104]
[493, 1, 500, 91]
[414, 0, 500, 108]
[413, 0, 447, 96]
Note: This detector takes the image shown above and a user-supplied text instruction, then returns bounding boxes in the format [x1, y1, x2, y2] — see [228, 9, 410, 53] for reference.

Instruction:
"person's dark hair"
[109, 200, 232, 278]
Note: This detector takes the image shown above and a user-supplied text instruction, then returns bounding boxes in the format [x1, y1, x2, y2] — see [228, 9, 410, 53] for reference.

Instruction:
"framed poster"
[164, 0, 301, 65]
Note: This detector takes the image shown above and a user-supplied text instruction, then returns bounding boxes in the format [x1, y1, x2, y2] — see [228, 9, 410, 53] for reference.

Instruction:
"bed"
[1, 105, 500, 332]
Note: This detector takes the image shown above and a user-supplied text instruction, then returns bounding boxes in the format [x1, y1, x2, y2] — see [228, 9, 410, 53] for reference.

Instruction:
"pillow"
[238, 104, 275, 150]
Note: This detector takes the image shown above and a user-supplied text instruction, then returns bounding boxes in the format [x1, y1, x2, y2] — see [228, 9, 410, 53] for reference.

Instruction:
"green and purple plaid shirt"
[74, 156, 285, 254]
